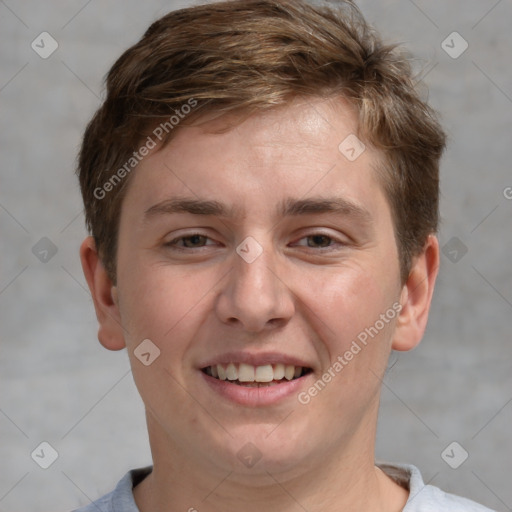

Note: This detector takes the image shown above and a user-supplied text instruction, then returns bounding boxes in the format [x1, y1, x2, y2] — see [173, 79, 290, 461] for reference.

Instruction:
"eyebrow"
[143, 195, 373, 224]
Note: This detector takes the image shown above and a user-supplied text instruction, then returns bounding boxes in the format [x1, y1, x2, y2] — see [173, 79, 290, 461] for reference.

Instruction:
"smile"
[202, 363, 312, 387]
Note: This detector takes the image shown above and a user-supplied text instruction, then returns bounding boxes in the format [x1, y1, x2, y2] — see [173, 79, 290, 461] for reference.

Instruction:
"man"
[74, 0, 494, 510]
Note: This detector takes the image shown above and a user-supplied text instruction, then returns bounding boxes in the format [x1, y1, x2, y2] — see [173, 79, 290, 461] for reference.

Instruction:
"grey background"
[1, 0, 511, 510]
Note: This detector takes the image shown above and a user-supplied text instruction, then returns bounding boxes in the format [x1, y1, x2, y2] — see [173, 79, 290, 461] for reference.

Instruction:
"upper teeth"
[206, 363, 304, 382]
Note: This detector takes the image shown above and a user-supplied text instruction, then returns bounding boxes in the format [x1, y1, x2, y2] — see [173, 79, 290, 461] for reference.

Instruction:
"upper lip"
[199, 351, 314, 369]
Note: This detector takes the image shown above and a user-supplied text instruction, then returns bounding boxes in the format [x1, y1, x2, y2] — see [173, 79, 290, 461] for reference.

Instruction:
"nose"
[214, 237, 295, 333]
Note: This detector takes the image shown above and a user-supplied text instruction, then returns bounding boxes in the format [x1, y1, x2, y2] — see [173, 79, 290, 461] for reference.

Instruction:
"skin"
[80, 95, 439, 512]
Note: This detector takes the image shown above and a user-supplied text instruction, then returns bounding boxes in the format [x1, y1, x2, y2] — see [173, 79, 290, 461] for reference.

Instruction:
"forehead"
[121, 96, 390, 227]
[190, 96, 363, 157]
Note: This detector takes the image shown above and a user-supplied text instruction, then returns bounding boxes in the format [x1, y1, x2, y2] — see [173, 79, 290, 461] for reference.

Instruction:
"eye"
[165, 233, 215, 250]
[302, 234, 333, 249]
[293, 232, 346, 251]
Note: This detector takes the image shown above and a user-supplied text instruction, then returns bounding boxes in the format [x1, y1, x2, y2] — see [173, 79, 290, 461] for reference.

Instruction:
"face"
[88, 96, 430, 480]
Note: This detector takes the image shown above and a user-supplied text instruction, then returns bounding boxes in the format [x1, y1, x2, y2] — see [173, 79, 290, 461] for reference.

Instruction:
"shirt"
[71, 462, 496, 511]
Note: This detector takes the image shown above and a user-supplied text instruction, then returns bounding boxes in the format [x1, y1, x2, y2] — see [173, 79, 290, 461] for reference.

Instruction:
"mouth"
[201, 363, 313, 387]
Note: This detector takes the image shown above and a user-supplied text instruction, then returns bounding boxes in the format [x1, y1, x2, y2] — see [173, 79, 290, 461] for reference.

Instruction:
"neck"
[133, 413, 408, 512]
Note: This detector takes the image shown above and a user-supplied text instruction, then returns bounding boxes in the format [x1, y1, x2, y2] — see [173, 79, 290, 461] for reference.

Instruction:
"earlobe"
[79, 236, 126, 351]
[392, 235, 440, 352]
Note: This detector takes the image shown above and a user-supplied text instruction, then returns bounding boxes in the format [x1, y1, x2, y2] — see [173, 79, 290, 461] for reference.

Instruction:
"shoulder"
[71, 490, 113, 512]
[378, 462, 496, 512]
[70, 466, 153, 512]
[410, 483, 496, 512]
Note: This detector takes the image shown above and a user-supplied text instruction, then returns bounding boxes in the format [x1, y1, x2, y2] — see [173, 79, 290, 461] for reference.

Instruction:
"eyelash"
[164, 232, 346, 252]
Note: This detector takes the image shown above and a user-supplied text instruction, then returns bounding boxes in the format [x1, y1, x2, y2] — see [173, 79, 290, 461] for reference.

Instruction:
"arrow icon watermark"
[31, 32, 59, 59]
[338, 133, 366, 162]
[32, 237, 58, 263]
[31, 441, 59, 469]
[237, 442, 262, 468]
[236, 236, 263, 263]
[134, 339, 161, 366]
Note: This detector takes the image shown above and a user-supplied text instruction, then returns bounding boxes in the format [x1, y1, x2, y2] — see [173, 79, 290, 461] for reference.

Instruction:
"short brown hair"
[77, 0, 446, 285]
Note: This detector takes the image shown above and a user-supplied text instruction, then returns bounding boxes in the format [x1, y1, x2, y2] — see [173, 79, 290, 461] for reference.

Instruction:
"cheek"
[117, 259, 214, 350]
[118, 264, 215, 417]
[301, 264, 396, 351]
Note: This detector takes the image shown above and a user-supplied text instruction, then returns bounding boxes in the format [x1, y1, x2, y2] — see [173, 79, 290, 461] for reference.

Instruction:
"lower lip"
[201, 371, 310, 406]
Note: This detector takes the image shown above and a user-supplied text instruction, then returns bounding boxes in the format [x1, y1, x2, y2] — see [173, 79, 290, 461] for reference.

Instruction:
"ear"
[392, 234, 439, 351]
[79, 236, 126, 351]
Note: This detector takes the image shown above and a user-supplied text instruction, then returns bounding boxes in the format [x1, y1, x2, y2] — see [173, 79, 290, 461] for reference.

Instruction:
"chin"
[205, 421, 317, 476]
